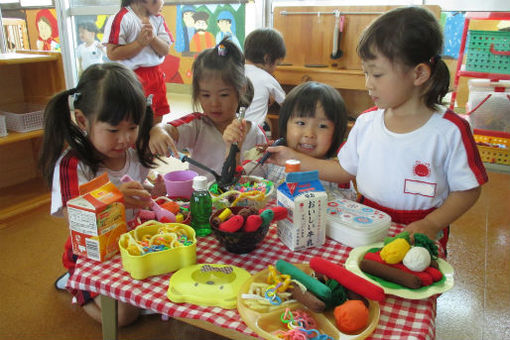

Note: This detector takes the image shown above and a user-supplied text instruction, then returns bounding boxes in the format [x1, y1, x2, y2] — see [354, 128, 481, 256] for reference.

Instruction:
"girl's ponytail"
[39, 89, 82, 185]
[136, 96, 155, 168]
[424, 58, 450, 109]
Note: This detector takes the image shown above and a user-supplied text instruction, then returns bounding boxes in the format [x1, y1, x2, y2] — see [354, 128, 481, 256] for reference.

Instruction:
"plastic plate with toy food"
[237, 264, 380, 340]
[167, 263, 251, 309]
[345, 243, 454, 299]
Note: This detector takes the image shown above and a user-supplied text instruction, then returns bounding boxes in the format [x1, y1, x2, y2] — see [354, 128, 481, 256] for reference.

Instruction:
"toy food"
[209, 176, 275, 210]
[360, 259, 422, 289]
[288, 284, 326, 313]
[167, 263, 251, 309]
[310, 257, 386, 303]
[380, 238, 411, 264]
[275, 259, 332, 303]
[403, 246, 431, 272]
[334, 300, 369, 334]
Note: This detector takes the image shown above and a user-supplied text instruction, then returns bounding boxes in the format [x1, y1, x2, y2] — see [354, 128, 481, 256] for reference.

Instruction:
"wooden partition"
[270, 5, 440, 124]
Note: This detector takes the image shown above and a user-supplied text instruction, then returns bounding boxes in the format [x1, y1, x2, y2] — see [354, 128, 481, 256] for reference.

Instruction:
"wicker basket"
[0, 103, 44, 132]
[0, 115, 7, 137]
[466, 30, 510, 75]
[473, 129, 510, 165]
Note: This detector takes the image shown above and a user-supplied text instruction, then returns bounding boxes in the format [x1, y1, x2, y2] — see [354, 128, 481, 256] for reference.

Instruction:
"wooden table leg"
[100, 295, 118, 340]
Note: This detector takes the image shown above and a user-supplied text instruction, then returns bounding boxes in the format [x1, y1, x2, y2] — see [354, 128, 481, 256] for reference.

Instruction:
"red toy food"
[219, 215, 244, 232]
[259, 206, 287, 221]
[310, 257, 385, 303]
[244, 214, 263, 232]
[333, 300, 369, 334]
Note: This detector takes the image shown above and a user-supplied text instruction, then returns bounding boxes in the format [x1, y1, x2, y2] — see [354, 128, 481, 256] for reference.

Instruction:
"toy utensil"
[245, 137, 286, 177]
[120, 175, 176, 222]
[219, 107, 246, 189]
[330, 10, 344, 59]
[174, 152, 222, 183]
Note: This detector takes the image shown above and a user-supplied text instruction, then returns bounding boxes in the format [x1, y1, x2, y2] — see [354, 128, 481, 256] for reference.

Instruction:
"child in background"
[267, 6, 488, 252]
[40, 63, 158, 326]
[247, 81, 354, 199]
[244, 28, 286, 131]
[76, 22, 106, 73]
[149, 38, 267, 183]
[103, 0, 174, 124]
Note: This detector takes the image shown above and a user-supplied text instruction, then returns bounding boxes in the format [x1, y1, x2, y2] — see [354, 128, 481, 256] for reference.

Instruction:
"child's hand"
[119, 181, 151, 209]
[136, 22, 154, 46]
[223, 119, 247, 147]
[149, 124, 179, 158]
[265, 145, 301, 166]
[404, 218, 443, 242]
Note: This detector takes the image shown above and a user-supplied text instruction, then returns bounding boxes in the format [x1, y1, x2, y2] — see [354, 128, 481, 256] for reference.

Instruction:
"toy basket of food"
[119, 221, 196, 280]
[209, 176, 275, 210]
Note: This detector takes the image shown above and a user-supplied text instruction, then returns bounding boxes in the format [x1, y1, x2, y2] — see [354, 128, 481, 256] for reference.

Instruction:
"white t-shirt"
[170, 113, 268, 182]
[102, 6, 172, 69]
[76, 41, 105, 70]
[244, 64, 286, 126]
[338, 107, 488, 211]
[51, 148, 150, 220]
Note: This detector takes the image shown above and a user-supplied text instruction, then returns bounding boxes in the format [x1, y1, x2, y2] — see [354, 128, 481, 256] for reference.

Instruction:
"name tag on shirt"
[404, 179, 436, 197]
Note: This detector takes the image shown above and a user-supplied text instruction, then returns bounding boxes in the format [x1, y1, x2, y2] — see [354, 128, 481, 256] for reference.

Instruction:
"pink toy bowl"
[163, 170, 198, 199]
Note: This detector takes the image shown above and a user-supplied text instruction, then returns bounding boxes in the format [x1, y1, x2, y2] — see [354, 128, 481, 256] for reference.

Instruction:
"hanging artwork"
[25, 8, 60, 51]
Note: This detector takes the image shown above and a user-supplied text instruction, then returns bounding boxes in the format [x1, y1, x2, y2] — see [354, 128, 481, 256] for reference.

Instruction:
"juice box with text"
[66, 173, 127, 261]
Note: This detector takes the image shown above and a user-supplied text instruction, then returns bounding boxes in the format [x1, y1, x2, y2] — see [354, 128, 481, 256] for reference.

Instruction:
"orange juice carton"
[66, 173, 127, 261]
[276, 170, 327, 251]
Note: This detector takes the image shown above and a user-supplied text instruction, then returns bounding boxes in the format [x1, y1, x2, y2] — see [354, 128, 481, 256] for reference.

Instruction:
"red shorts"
[134, 65, 170, 117]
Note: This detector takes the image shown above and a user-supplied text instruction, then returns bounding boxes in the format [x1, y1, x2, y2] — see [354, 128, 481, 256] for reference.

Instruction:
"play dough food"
[403, 246, 432, 272]
[334, 300, 369, 334]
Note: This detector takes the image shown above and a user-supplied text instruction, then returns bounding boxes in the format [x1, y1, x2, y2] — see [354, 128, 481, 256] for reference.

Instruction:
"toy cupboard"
[0, 51, 65, 219]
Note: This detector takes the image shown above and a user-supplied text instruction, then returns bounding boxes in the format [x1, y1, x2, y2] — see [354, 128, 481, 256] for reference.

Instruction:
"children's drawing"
[35, 9, 59, 51]
[216, 11, 241, 50]
[190, 11, 215, 53]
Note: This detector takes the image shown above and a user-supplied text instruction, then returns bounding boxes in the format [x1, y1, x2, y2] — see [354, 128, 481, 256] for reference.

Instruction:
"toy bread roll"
[359, 259, 422, 289]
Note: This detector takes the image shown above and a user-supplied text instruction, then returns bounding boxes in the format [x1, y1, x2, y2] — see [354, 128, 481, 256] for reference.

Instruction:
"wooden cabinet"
[0, 51, 65, 219]
[270, 5, 440, 125]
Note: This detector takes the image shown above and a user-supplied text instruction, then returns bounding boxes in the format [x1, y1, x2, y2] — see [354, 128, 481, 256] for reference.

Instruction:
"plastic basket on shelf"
[0, 115, 7, 137]
[465, 30, 510, 75]
[0, 102, 45, 132]
[473, 129, 510, 165]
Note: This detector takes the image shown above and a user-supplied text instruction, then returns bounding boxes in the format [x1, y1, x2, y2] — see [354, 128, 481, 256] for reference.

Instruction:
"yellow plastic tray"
[237, 264, 380, 340]
[119, 222, 196, 280]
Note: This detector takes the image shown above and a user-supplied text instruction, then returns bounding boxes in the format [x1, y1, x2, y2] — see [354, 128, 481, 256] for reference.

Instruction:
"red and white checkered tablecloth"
[68, 223, 438, 340]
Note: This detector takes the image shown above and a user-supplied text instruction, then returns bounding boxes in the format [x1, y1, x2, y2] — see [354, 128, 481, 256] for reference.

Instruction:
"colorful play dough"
[244, 214, 263, 232]
[219, 215, 244, 233]
[403, 246, 432, 272]
[380, 238, 411, 264]
[333, 300, 369, 334]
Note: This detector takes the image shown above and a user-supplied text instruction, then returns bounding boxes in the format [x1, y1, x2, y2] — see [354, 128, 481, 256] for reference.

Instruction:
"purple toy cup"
[163, 170, 198, 199]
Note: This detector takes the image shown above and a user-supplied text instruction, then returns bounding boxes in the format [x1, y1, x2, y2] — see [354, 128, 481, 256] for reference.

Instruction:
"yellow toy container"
[119, 221, 197, 280]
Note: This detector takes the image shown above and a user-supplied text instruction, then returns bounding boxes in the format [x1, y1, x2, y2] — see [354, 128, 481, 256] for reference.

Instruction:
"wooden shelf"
[0, 129, 43, 146]
[274, 66, 366, 90]
[0, 52, 59, 65]
[0, 51, 64, 219]
[0, 177, 50, 220]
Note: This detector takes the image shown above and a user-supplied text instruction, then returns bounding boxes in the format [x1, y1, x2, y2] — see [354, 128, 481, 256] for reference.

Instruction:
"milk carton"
[66, 173, 127, 261]
[276, 171, 327, 251]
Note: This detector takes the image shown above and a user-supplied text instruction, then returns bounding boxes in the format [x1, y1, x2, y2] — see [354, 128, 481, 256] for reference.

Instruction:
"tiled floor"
[1, 92, 509, 339]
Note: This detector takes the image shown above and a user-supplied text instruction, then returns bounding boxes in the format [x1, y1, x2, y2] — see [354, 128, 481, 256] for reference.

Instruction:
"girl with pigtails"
[40, 63, 161, 325]
[149, 37, 267, 182]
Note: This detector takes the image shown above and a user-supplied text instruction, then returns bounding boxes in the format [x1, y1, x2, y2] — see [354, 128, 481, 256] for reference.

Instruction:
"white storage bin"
[326, 198, 391, 248]
[0, 115, 7, 137]
[466, 79, 510, 133]
[0, 102, 45, 132]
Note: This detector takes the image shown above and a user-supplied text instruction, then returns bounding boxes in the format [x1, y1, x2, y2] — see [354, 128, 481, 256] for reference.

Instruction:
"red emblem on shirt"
[413, 162, 430, 177]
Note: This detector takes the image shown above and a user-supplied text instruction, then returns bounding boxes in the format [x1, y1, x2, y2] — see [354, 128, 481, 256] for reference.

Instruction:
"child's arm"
[148, 33, 170, 57]
[266, 145, 355, 184]
[149, 123, 179, 157]
[106, 23, 154, 60]
[405, 187, 481, 241]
